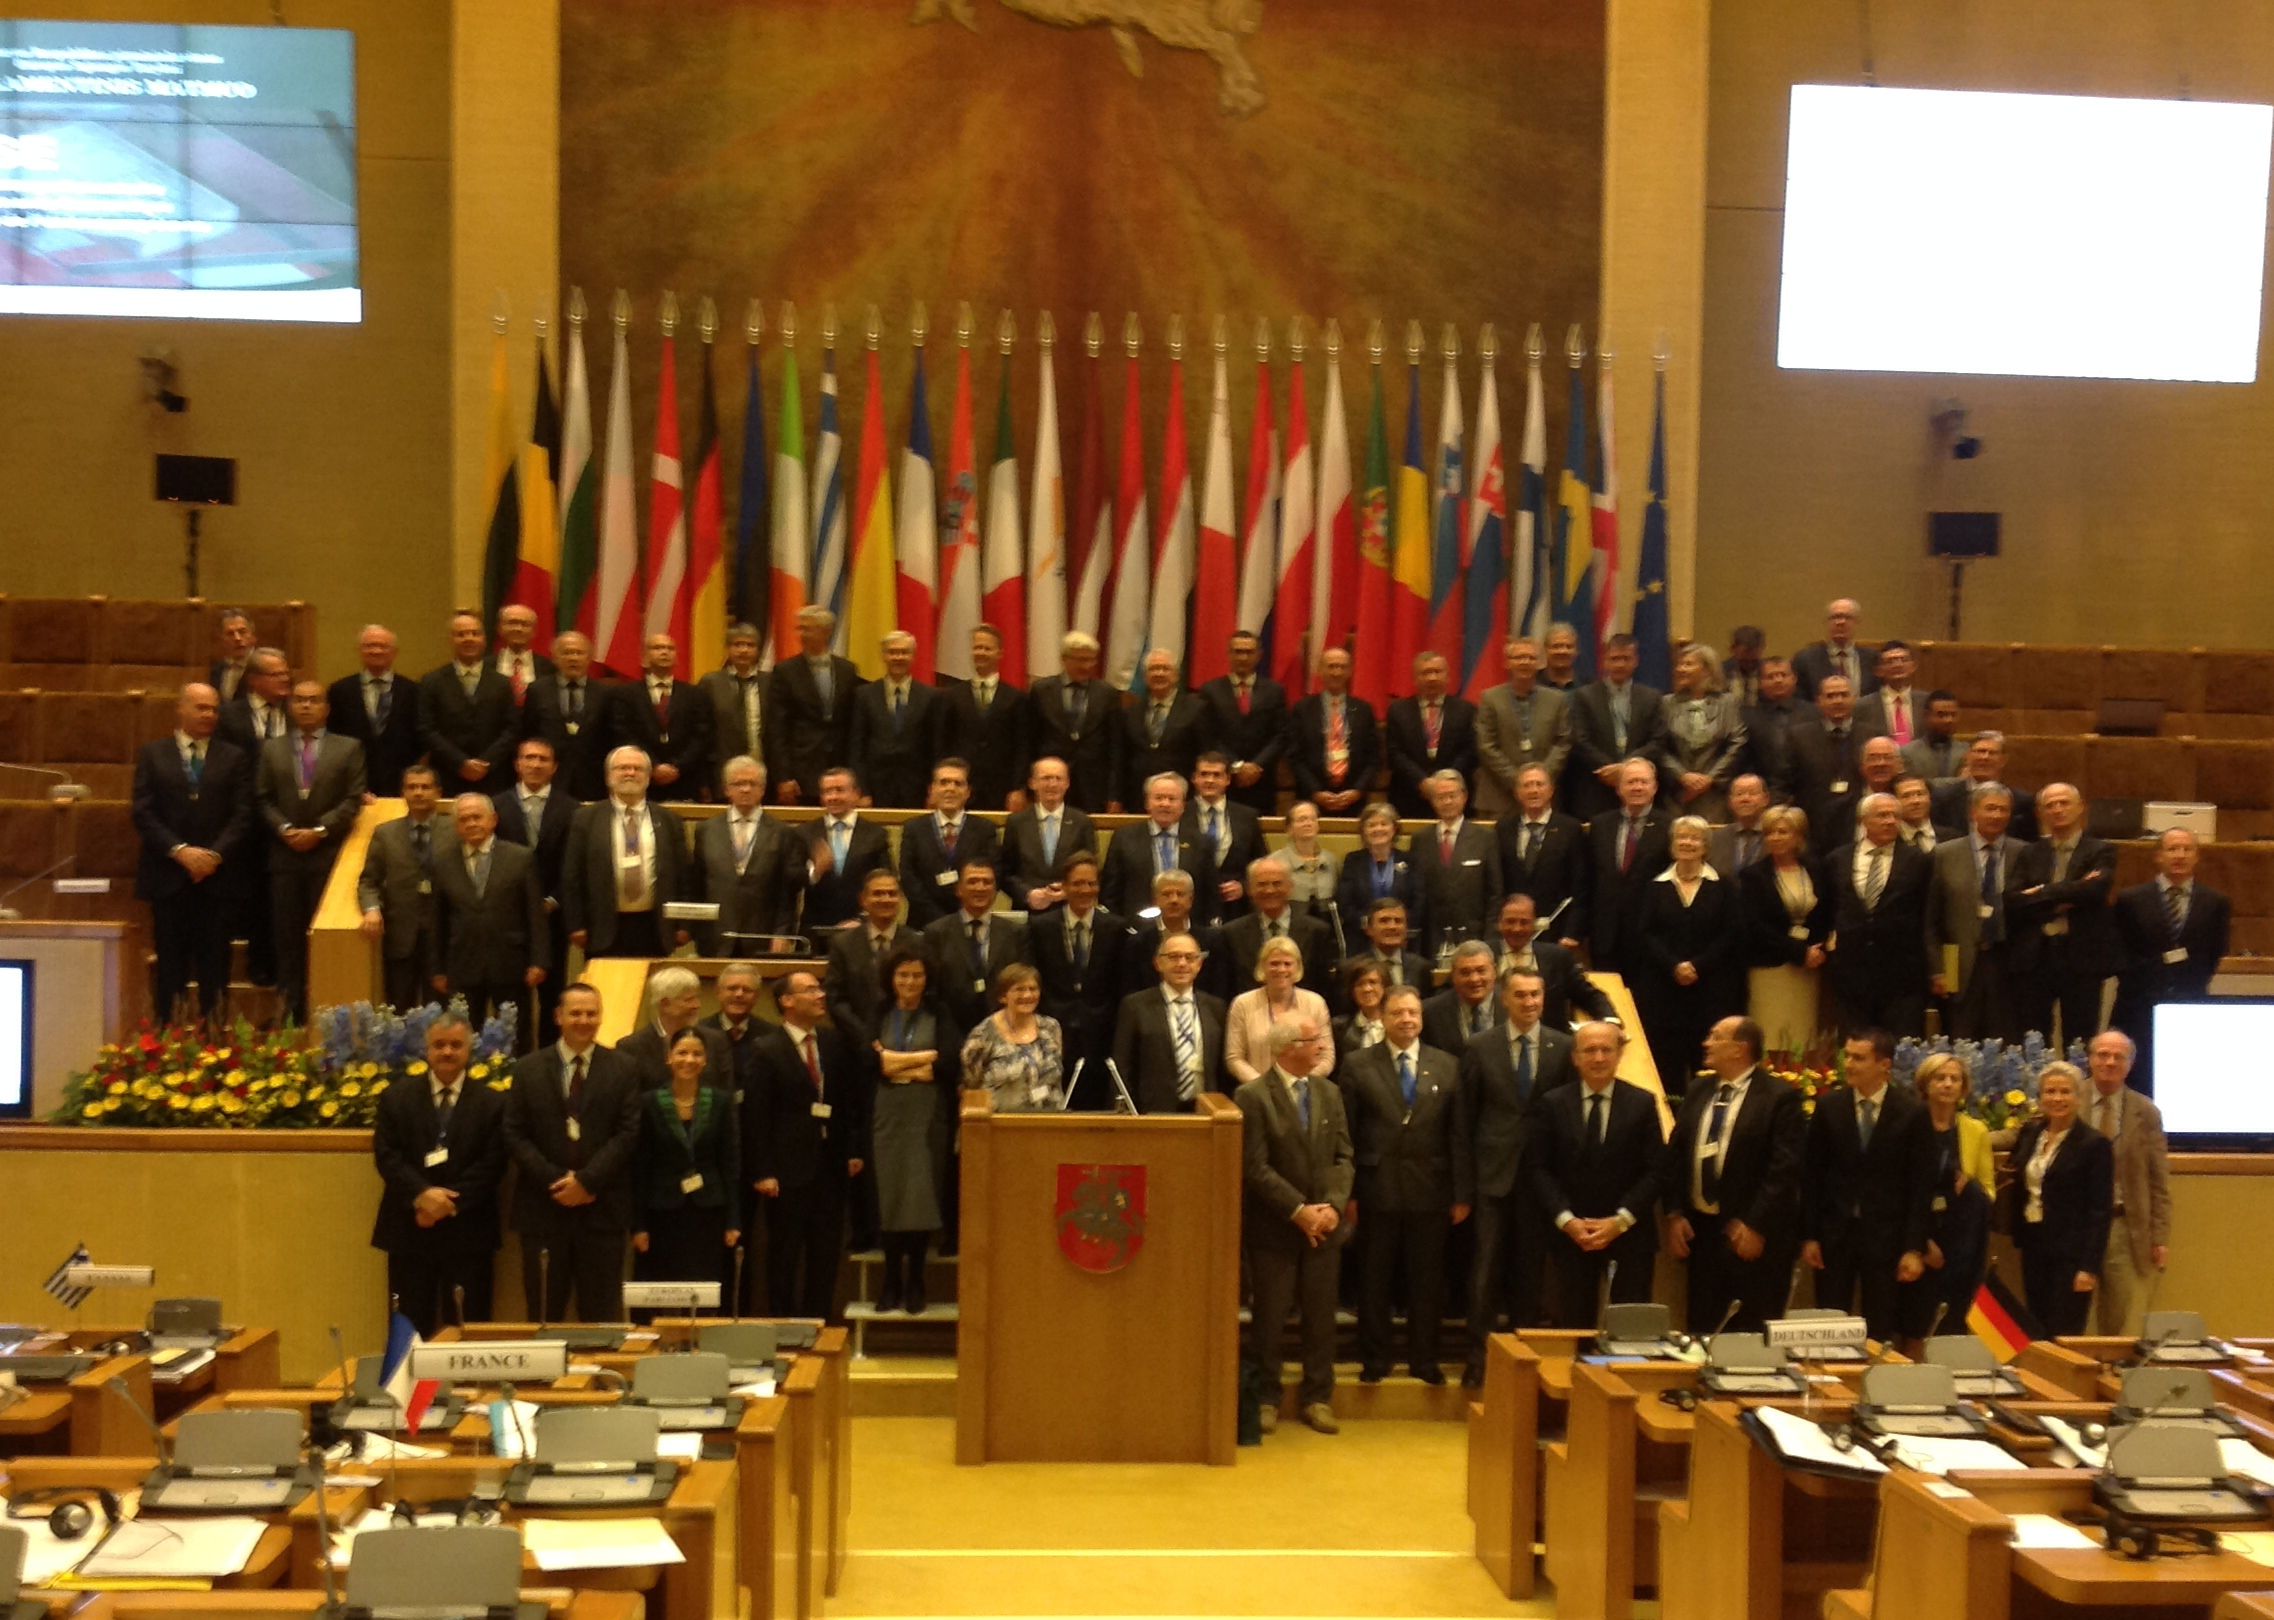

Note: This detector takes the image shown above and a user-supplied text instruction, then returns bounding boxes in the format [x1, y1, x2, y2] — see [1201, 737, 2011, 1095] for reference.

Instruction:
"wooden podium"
[954, 1091, 1244, 1465]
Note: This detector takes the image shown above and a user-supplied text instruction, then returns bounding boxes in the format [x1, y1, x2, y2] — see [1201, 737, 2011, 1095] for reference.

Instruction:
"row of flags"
[480, 301, 1677, 701]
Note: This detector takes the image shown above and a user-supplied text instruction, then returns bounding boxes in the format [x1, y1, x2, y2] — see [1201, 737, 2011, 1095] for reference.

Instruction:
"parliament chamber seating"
[0, 595, 312, 692]
[1916, 639, 2274, 739]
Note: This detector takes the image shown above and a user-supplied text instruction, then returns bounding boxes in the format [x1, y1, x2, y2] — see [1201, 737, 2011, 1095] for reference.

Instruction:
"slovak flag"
[380, 1310, 442, 1432]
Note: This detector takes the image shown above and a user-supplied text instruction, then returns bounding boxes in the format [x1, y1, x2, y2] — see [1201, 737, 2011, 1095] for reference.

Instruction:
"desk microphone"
[1702, 1300, 1743, 1364]
[730, 1248, 747, 1325]
[537, 1249, 551, 1332]
[304, 1426, 345, 1618]
[2128, 1274, 2176, 1367]
[453, 1285, 468, 1334]
[1596, 1260, 1619, 1340]
[102, 1376, 171, 1467]
[0, 855, 81, 920]
[1103, 1058, 1139, 1116]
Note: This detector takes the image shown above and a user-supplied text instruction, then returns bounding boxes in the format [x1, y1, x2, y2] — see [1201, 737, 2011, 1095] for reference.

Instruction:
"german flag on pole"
[1967, 1273, 2040, 1363]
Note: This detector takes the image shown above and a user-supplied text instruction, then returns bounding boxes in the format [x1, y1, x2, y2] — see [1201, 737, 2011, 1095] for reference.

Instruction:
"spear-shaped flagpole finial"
[660, 291, 680, 338]
[998, 308, 1017, 354]
[780, 301, 798, 345]
[534, 310, 550, 344]
[1123, 311, 1142, 358]
[1289, 315, 1307, 362]
[1598, 336, 1616, 368]
[958, 302, 973, 347]
[1479, 323, 1498, 362]
[1323, 317, 1342, 360]
[1654, 328, 1672, 371]
[1039, 310, 1056, 348]
[1211, 314, 1227, 356]
[1565, 323, 1585, 367]
[1166, 315, 1185, 361]
[1085, 310, 1103, 358]
[1440, 322, 1459, 361]
[698, 296, 717, 344]
[822, 303, 838, 346]
[1404, 320, 1423, 364]
[490, 290, 509, 337]
[911, 302, 928, 347]
[864, 304, 880, 351]
[1254, 316, 1271, 362]
[611, 288, 630, 332]
[744, 297, 764, 345]
[568, 285, 588, 330]
[1525, 322, 1543, 363]
[1367, 319, 1384, 363]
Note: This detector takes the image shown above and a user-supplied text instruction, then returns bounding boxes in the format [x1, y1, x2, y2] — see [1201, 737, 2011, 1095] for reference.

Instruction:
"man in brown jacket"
[2085, 1029, 2171, 1336]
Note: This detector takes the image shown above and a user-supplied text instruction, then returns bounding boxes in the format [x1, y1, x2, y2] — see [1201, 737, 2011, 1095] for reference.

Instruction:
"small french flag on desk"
[380, 1310, 442, 1432]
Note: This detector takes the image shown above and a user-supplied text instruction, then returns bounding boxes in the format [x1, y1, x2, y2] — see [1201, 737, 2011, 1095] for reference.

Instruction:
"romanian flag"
[479, 326, 521, 633]
[937, 343, 981, 680]
[1273, 350, 1315, 696]
[642, 325, 688, 663]
[684, 336, 727, 679]
[1631, 367, 1673, 690]
[764, 332, 807, 668]
[1553, 352, 1596, 682]
[593, 312, 643, 678]
[1102, 345, 1150, 690]
[1026, 334, 1067, 681]
[1149, 347, 1198, 676]
[1231, 348, 1278, 678]
[897, 342, 940, 680]
[380, 1310, 442, 1434]
[511, 336, 561, 646]
[1350, 357, 1394, 710]
[556, 315, 598, 640]
[981, 353, 1028, 681]
[1389, 355, 1432, 691]
[1188, 346, 1235, 683]
[1426, 342, 1466, 671]
[844, 342, 897, 680]
[1967, 1273, 2039, 1363]
[1311, 342, 1356, 691]
[1461, 347, 1507, 702]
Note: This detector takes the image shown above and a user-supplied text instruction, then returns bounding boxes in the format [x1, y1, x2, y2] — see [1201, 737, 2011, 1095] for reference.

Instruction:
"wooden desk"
[1831, 1466, 2274, 1620]
[40, 1592, 643, 1620]
[2219, 1594, 2274, 1620]
[1467, 1334, 1542, 1599]
[61, 1326, 284, 1404]
[1542, 1360, 1694, 1620]
[0, 1454, 302, 1590]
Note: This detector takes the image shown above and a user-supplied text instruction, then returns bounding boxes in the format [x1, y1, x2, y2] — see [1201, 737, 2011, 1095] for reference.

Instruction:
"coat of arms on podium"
[1054, 1163, 1147, 1273]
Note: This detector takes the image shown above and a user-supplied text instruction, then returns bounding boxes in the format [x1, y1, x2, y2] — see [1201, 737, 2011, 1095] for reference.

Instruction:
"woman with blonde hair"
[1657, 643, 1748, 822]
[959, 962, 1065, 1113]
[1997, 1060, 2113, 1336]
[1225, 935, 1335, 1085]
[1899, 1051, 1995, 1343]
[1629, 814, 1741, 1095]
[1739, 804, 1832, 1047]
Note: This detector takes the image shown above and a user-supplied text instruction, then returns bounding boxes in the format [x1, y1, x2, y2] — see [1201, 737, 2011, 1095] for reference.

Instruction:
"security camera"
[140, 351, 188, 414]
[1930, 398, 1979, 461]
[1951, 434, 1982, 461]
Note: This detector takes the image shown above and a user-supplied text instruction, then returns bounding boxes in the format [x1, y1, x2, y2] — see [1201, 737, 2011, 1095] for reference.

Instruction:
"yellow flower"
[470, 1063, 491, 1081]
[168, 1095, 188, 1112]
[191, 1094, 216, 1113]
[224, 1068, 246, 1086]
[407, 1061, 429, 1077]
[82, 1102, 104, 1120]
[370, 1080, 390, 1095]
[339, 1080, 362, 1099]
[319, 1100, 340, 1119]
[282, 1090, 302, 1108]
[359, 1061, 381, 1080]
[102, 1097, 122, 1113]
[105, 1079, 127, 1096]
[2004, 1089, 2027, 1107]
[197, 1051, 219, 1068]
[222, 1095, 245, 1115]
[488, 1077, 511, 1092]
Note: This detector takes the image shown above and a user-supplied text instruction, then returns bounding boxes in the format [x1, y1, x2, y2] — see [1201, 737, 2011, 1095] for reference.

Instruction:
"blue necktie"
[1042, 813, 1059, 866]
[892, 686, 906, 734]
[1156, 829, 1175, 873]
[1398, 1050, 1417, 1109]
[1294, 1076, 1312, 1131]
[1374, 860, 1391, 898]
[1980, 842, 2004, 946]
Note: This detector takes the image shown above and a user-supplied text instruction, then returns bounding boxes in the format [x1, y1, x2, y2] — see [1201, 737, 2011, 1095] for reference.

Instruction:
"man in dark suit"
[1799, 1028, 1931, 1342]
[329, 623, 423, 798]
[430, 794, 547, 1029]
[216, 646, 290, 986]
[357, 765, 448, 1012]
[694, 756, 810, 953]
[1528, 1020, 1663, 1329]
[2112, 828, 2232, 1091]
[1385, 651, 1479, 819]
[1120, 649, 1208, 806]
[823, 869, 916, 1051]
[1927, 785, 2028, 1042]
[1789, 597, 1877, 701]
[1102, 772, 1218, 922]
[921, 856, 1032, 1033]
[1785, 674, 1883, 849]
[1236, 1013, 1354, 1434]
[1195, 629, 1290, 815]
[1931, 732, 2039, 843]
[1824, 794, 1934, 1037]
[1708, 774, 1773, 878]
[1344, 898, 1434, 1002]
[1493, 893, 1615, 1031]
[494, 737, 576, 1043]
[613, 964, 734, 1093]
[704, 963, 769, 1105]
[502, 983, 642, 1321]
[764, 605, 862, 807]
[748, 969, 871, 1319]
[999, 756, 1095, 914]
[1584, 758, 1671, 973]
[258, 681, 367, 1022]
[560, 748, 690, 961]
[1413, 771, 1502, 954]
[697, 623, 768, 785]
[418, 610, 520, 799]
[934, 622, 1028, 810]
[1813, 734, 1905, 857]
[897, 759, 1002, 931]
[1289, 648, 1377, 815]
[1459, 966, 1573, 1381]
[1496, 764, 1590, 951]
[1660, 1016, 1807, 1333]
[491, 603, 556, 700]
[1120, 871, 1233, 1006]
[802, 766, 894, 935]
[1722, 625, 1766, 710]
[1027, 631, 1121, 812]
[1422, 942, 1502, 1055]
[1186, 754, 1266, 919]
[1865, 640, 1929, 747]
[1344, 983, 1466, 1383]
[2008, 782, 2120, 1050]
[1219, 855, 1335, 1001]
[133, 683, 254, 1023]
[1111, 932, 1227, 1112]
[369, 1011, 508, 1335]
[847, 630, 943, 809]
[208, 607, 255, 702]
[1564, 633, 1668, 822]
[1029, 851, 1133, 1096]
[216, 645, 290, 757]
[1540, 622, 1581, 691]
[1738, 656, 1815, 800]
[602, 632, 711, 804]
[520, 631, 612, 803]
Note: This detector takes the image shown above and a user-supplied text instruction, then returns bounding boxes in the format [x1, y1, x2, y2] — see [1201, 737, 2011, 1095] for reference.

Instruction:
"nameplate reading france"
[408, 1340, 570, 1384]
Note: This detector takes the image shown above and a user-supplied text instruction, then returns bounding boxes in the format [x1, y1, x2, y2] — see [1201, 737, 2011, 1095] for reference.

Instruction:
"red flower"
[139, 1033, 160, 1054]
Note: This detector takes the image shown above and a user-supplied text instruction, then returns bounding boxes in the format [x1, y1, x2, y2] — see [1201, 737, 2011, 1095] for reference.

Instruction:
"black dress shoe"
[876, 1284, 904, 1314]
[905, 1280, 927, 1315]
[1413, 1365, 1448, 1386]
[1359, 1364, 1389, 1384]
[1460, 1365, 1485, 1389]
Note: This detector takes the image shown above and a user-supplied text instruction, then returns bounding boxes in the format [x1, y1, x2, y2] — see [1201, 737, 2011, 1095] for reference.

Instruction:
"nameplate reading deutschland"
[408, 1340, 570, 1384]
[1764, 1316, 1870, 1352]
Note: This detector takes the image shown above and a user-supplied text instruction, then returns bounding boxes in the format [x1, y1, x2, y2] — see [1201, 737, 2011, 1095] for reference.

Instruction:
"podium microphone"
[1597, 1259, 1619, 1339]
[306, 1426, 345, 1618]
[731, 1247, 747, 1324]
[103, 1376, 172, 1469]
[453, 1285, 468, 1334]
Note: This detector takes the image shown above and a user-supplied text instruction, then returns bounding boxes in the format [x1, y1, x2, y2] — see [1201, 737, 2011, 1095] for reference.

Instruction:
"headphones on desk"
[389, 1495, 503, 1528]
[2100, 1509, 2221, 1562]
[1658, 1388, 1700, 1412]
[9, 1486, 122, 1541]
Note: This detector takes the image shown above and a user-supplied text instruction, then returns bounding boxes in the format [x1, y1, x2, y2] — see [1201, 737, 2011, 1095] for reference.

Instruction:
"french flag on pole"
[380, 1310, 441, 1432]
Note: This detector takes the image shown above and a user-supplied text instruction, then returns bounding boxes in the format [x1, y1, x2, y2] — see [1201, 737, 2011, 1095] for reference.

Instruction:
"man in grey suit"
[1111, 932, 1227, 1112]
[920, 855, 1031, 1032]
[258, 680, 366, 1021]
[431, 794, 547, 1029]
[1900, 691, 1965, 783]
[614, 963, 734, 1093]
[2085, 1031, 2172, 1336]
[1413, 771, 1503, 956]
[1927, 784, 2028, 1041]
[561, 747, 690, 960]
[1343, 984, 1467, 1383]
[1236, 1014, 1354, 1435]
[358, 764, 448, 1011]
[1459, 965, 1573, 1384]
[999, 757, 1095, 914]
[698, 623, 767, 781]
[694, 756, 809, 954]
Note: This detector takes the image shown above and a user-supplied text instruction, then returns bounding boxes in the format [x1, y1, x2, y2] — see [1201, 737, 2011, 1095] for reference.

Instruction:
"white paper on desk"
[2223, 1530, 2274, 1566]
[519, 1516, 684, 1573]
[656, 1432, 703, 1460]
[1885, 1435, 2028, 1476]
[2219, 1438, 2274, 1488]
[729, 1377, 777, 1399]
[357, 1431, 450, 1462]
[488, 1399, 543, 1458]
[2040, 1416, 2108, 1470]
[2008, 1512, 2096, 1549]
[14, 1515, 92, 1584]
[77, 1515, 266, 1579]
[1753, 1405, 1887, 1474]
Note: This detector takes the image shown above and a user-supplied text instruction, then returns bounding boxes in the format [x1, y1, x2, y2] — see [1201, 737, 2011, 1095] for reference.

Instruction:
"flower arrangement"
[53, 1001, 518, 1129]
[1893, 1032, 2087, 1132]
[1762, 1036, 1845, 1112]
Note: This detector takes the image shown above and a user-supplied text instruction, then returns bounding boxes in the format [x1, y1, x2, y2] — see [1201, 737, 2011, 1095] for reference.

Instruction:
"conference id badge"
[1029, 1084, 1053, 1107]
[418, 878, 432, 895]
[811, 1102, 833, 1120]
[973, 977, 988, 996]
[937, 870, 956, 886]
[679, 1172, 705, 1195]
[1978, 903, 1995, 919]
[425, 1147, 450, 1168]
[2164, 946, 2190, 965]
[1830, 779, 1849, 795]
[567, 1117, 582, 1142]
[1789, 923, 1811, 941]
[618, 852, 643, 873]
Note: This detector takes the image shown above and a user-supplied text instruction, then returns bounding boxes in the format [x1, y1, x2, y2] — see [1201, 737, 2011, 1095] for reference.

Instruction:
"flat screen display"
[0, 20, 358, 322]
[1778, 85, 2272, 382]
[0, 961, 28, 1117]
[2152, 1001, 2274, 1149]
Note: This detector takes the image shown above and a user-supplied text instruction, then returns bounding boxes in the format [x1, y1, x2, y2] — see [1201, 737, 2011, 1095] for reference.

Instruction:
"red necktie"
[1891, 696, 1912, 744]
[1425, 702, 1441, 751]
[511, 658, 529, 703]
[1237, 680, 1252, 716]
[1440, 827, 1455, 866]
[654, 682, 671, 726]
[803, 1033, 823, 1094]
